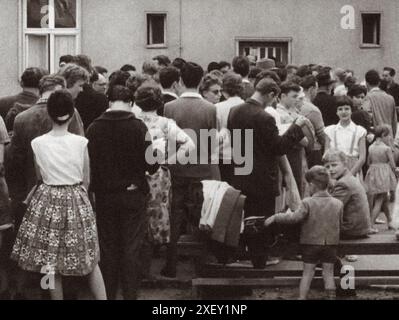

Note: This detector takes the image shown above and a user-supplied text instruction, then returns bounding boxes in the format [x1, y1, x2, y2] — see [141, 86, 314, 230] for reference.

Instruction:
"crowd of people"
[0, 52, 399, 300]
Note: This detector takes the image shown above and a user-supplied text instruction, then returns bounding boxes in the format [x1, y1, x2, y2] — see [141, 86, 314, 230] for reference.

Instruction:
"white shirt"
[31, 133, 88, 186]
[180, 92, 203, 99]
[334, 84, 348, 96]
[325, 121, 366, 157]
[265, 106, 283, 134]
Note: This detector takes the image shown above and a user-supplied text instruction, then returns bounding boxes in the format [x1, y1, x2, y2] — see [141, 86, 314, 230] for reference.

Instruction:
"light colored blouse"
[325, 121, 366, 157]
[31, 133, 88, 186]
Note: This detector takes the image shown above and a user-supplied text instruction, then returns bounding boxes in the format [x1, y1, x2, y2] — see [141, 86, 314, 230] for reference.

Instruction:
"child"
[365, 125, 397, 230]
[10, 90, 106, 300]
[265, 166, 343, 300]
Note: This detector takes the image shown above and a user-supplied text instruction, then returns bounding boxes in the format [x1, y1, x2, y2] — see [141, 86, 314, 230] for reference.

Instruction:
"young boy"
[323, 149, 372, 240]
[265, 166, 343, 300]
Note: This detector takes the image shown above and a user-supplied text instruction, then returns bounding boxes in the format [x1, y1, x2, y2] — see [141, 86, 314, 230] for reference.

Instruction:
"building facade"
[0, 0, 398, 96]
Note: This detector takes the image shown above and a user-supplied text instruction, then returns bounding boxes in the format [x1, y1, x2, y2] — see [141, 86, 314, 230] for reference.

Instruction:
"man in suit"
[163, 62, 219, 278]
[0, 68, 47, 119]
[228, 78, 306, 269]
[363, 69, 397, 138]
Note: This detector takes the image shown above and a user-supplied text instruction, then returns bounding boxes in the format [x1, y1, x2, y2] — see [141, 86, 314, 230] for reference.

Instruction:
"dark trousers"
[163, 176, 204, 275]
[306, 149, 323, 168]
[95, 190, 147, 300]
[243, 193, 276, 268]
[219, 162, 235, 186]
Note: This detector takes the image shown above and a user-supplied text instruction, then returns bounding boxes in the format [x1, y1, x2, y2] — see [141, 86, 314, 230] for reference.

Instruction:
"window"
[147, 13, 167, 48]
[21, 0, 81, 74]
[361, 13, 381, 47]
[237, 39, 291, 64]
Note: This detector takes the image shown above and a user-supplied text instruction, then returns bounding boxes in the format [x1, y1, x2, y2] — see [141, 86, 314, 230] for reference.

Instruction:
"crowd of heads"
[32, 53, 395, 129]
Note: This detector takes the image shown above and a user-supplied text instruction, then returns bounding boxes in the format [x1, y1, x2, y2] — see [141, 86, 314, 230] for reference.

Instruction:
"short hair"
[275, 68, 288, 82]
[222, 72, 243, 97]
[296, 65, 312, 78]
[59, 55, 75, 66]
[47, 90, 75, 125]
[300, 75, 317, 90]
[219, 61, 231, 70]
[335, 95, 354, 110]
[255, 78, 281, 96]
[90, 71, 99, 84]
[58, 64, 89, 88]
[255, 70, 281, 87]
[289, 75, 302, 85]
[286, 64, 298, 72]
[108, 85, 133, 103]
[159, 66, 180, 89]
[232, 56, 250, 78]
[39, 75, 66, 95]
[334, 68, 347, 82]
[365, 70, 381, 86]
[305, 166, 330, 190]
[374, 124, 391, 138]
[94, 66, 108, 75]
[107, 70, 131, 97]
[125, 72, 151, 97]
[120, 64, 136, 72]
[248, 67, 262, 80]
[344, 76, 357, 90]
[135, 84, 164, 112]
[207, 62, 220, 73]
[200, 74, 222, 95]
[279, 82, 301, 97]
[153, 55, 171, 67]
[142, 61, 159, 76]
[384, 67, 396, 77]
[347, 84, 367, 98]
[181, 62, 204, 89]
[172, 58, 186, 71]
[74, 54, 93, 73]
[322, 149, 347, 164]
[21, 67, 48, 89]
[209, 70, 223, 80]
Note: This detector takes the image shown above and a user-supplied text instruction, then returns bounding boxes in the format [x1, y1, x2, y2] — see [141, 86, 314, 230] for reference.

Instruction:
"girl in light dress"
[11, 90, 106, 300]
[365, 125, 397, 231]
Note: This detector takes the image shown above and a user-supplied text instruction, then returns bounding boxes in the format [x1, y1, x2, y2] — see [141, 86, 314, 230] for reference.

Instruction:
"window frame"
[146, 12, 168, 49]
[360, 11, 382, 49]
[19, 0, 82, 75]
[235, 37, 293, 64]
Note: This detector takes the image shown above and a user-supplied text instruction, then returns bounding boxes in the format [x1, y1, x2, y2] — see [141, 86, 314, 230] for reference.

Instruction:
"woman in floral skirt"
[11, 90, 106, 300]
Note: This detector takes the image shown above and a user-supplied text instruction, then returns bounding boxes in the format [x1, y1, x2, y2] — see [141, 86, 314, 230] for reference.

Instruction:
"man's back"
[0, 91, 39, 119]
[75, 84, 108, 131]
[365, 88, 397, 137]
[313, 91, 339, 126]
[228, 99, 304, 197]
[87, 111, 158, 195]
[164, 94, 217, 178]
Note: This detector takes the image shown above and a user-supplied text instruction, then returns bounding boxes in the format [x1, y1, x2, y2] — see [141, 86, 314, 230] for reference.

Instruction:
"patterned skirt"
[146, 166, 172, 245]
[11, 184, 100, 276]
[365, 163, 397, 195]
